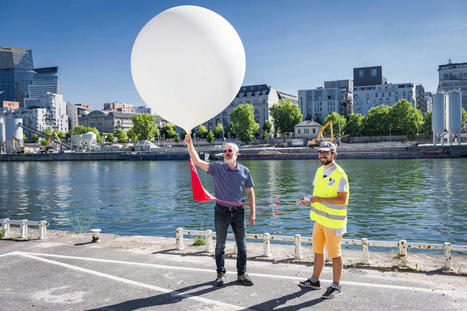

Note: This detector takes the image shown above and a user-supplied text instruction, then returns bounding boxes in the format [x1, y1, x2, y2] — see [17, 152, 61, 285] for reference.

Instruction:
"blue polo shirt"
[208, 162, 254, 207]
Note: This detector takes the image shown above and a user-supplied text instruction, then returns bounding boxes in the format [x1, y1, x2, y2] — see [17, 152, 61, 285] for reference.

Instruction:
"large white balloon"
[131, 5, 246, 131]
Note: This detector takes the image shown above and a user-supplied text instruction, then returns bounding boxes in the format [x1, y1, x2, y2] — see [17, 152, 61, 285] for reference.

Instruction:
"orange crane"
[40, 131, 62, 153]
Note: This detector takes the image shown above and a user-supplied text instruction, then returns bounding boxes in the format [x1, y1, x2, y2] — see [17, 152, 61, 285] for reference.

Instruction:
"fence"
[1, 218, 48, 240]
[176, 228, 467, 271]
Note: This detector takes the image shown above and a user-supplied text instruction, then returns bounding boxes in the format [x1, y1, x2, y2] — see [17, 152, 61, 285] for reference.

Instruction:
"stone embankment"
[1, 143, 467, 161]
[4, 228, 466, 275]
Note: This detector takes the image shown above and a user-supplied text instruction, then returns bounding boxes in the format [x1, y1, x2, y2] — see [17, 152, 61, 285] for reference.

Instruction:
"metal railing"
[176, 228, 467, 271]
[1, 218, 48, 240]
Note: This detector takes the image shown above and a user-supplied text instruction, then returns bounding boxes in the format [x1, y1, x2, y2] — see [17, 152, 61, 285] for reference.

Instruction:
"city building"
[0, 47, 35, 106]
[424, 91, 433, 114]
[66, 103, 90, 130]
[15, 108, 48, 137]
[298, 80, 353, 121]
[28, 66, 60, 100]
[352, 66, 417, 115]
[79, 110, 134, 133]
[201, 84, 297, 135]
[103, 102, 135, 113]
[2, 101, 19, 111]
[134, 105, 151, 114]
[438, 61, 467, 110]
[24, 92, 68, 133]
[294, 120, 322, 139]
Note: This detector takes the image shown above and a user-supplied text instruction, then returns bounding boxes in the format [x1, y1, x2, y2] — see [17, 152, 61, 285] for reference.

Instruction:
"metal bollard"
[294, 234, 302, 259]
[263, 233, 271, 257]
[39, 221, 48, 240]
[90, 228, 101, 243]
[362, 238, 370, 264]
[2, 218, 10, 238]
[205, 230, 213, 254]
[176, 227, 184, 250]
[20, 219, 28, 239]
[398, 240, 408, 266]
[444, 242, 452, 271]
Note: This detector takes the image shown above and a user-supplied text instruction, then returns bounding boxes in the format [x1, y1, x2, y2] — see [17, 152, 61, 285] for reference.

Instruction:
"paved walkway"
[1, 234, 466, 311]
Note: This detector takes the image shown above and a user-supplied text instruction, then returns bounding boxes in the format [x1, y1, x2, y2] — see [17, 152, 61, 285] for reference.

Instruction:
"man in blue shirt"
[185, 134, 256, 286]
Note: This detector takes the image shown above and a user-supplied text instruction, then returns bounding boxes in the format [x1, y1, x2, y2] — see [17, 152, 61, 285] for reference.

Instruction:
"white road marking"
[0, 251, 17, 257]
[17, 251, 465, 298]
[16, 252, 252, 311]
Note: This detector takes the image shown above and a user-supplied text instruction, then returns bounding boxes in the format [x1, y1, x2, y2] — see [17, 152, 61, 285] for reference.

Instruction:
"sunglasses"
[319, 150, 331, 155]
[224, 149, 233, 153]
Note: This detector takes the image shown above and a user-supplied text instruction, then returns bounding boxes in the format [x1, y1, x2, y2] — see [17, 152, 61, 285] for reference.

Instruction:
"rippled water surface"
[0, 159, 465, 244]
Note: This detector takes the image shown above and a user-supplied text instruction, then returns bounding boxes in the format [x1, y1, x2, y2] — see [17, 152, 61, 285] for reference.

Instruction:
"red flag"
[189, 159, 242, 206]
[190, 159, 217, 201]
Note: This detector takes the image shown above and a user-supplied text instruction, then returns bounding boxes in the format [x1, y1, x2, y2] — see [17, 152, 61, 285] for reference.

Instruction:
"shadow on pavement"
[85, 280, 237, 311]
[241, 287, 324, 310]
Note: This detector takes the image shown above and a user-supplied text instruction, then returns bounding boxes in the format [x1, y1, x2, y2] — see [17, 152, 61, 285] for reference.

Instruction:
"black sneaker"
[214, 272, 225, 286]
[322, 285, 341, 299]
[298, 278, 321, 289]
[237, 273, 254, 286]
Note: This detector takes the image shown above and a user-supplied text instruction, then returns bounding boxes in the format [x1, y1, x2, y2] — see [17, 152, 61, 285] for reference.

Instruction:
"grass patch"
[193, 236, 205, 246]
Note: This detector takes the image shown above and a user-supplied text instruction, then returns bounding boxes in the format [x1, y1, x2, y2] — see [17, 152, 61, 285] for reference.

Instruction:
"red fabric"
[189, 159, 243, 206]
[190, 159, 217, 201]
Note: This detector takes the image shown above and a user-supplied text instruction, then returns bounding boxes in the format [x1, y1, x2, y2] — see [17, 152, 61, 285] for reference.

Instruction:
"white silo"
[0, 117, 5, 153]
[432, 93, 446, 145]
[448, 91, 462, 145]
[5, 118, 24, 153]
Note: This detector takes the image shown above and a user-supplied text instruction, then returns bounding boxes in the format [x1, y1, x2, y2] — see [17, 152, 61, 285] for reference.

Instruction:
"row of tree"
[24, 100, 467, 144]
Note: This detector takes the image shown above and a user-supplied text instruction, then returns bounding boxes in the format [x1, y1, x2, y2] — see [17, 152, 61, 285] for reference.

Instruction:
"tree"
[40, 138, 48, 146]
[314, 115, 323, 125]
[207, 130, 215, 143]
[56, 131, 66, 140]
[323, 112, 347, 136]
[132, 114, 158, 141]
[106, 133, 114, 143]
[127, 127, 138, 142]
[115, 128, 128, 143]
[389, 100, 423, 136]
[161, 124, 176, 139]
[262, 120, 272, 139]
[345, 114, 365, 136]
[269, 99, 303, 136]
[174, 133, 181, 142]
[213, 123, 224, 139]
[23, 133, 27, 141]
[229, 104, 259, 143]
[420, 111, 432, 134]
[196, 125, 208, 138]
[462, 108, 467, 123]
[365, 105, 392, 136]
[32, 134, 39, 143]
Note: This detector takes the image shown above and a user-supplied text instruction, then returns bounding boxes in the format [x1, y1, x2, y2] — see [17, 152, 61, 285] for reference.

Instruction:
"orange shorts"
[312, 222, 343, 258]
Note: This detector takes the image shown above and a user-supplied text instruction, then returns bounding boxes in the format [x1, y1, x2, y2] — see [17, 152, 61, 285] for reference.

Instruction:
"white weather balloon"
[131, 5, 246, 131]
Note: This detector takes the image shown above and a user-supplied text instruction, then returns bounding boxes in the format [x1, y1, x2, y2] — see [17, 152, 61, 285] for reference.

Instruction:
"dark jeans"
[214, 204, 247, 275]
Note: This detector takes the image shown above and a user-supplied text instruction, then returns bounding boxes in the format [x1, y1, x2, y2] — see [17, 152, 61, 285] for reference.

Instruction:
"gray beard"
[225, 157, 237, 164]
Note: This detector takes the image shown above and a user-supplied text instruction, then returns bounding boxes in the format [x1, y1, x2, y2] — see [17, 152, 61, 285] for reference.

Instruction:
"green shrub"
[193, 236, 205, 246]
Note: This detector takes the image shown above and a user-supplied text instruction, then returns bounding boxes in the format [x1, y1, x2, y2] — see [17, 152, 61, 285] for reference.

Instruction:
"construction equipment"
[17, 122, 71, 150]
[308, 121, 334, 147]
[40, 131, 62, 153]
[12, 137, 32, 153]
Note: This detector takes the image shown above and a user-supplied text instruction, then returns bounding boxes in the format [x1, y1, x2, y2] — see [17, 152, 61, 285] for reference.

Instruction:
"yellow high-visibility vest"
[310, 165, 349, 229]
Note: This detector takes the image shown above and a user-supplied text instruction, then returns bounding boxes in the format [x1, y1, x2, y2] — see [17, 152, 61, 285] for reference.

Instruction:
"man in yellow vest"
[298, 141, 349, 299]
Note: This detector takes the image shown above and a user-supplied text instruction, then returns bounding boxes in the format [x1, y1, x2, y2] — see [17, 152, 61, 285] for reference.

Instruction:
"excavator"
[40, 131, 63, 153]
[12, 137, 32, 153]
[308, 121, 334, 147]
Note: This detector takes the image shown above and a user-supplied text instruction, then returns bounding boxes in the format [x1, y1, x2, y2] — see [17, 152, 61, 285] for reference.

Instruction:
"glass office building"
[0, 47, 35, 106]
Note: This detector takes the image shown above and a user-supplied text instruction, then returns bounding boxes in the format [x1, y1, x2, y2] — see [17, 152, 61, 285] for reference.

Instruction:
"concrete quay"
[1, 229, 466, 310]
[1, 143, 467, 161]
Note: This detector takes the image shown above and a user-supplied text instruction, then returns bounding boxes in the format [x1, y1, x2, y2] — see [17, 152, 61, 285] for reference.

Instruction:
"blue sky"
[3, 0, 467, 110]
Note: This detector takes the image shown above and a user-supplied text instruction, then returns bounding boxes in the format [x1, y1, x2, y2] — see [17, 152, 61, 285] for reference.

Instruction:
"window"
[359, 70, 364, 78]
[371, 68, 377, 77]
[298, 129, 301, 134]
[375, 93, 378, 98]
[304, 129, 309, 134]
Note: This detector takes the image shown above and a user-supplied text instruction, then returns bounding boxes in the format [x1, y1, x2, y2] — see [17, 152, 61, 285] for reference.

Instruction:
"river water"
[0, 159, 465, 245]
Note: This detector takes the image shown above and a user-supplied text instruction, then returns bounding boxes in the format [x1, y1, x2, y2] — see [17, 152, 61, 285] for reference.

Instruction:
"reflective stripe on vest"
[310, 165, 349, 229]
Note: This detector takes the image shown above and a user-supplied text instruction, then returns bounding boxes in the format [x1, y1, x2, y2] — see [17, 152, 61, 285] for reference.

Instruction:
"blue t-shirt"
[208, 162, 254, 207]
